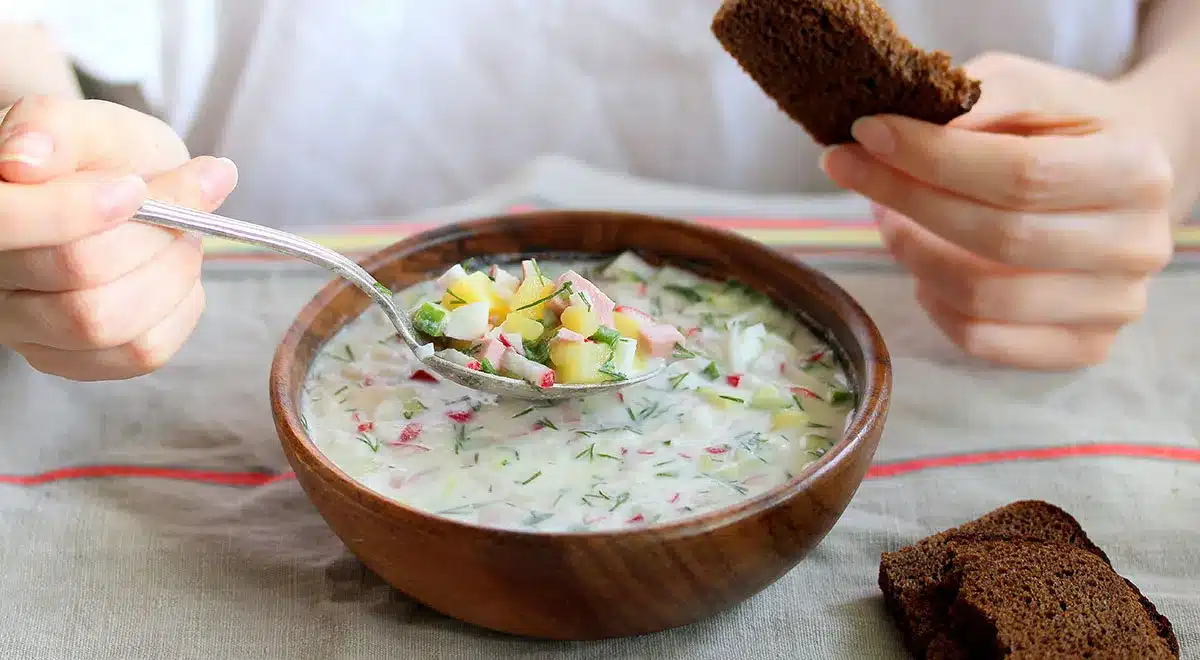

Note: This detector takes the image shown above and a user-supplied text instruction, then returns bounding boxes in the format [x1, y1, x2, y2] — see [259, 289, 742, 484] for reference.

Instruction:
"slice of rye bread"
[879, 501, 1110, 656]
[711, 0, 981, 145]
[878, 501, 1179, 659]
[944, 539, 1179, 658]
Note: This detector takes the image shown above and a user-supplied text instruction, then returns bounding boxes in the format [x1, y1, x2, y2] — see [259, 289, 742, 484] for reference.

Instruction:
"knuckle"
[54, 291, 126, 349]
[44, 243, 110, 289]
[1139, 149, 1175, 205]
[1002, 150, 1054, 207]
[122, 337, 175, 375]
[956, 276, 1008, 319]
[988, 212, 1039, 264]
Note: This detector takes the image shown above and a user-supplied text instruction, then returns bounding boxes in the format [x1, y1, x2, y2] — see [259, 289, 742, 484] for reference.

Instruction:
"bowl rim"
[270, 209, 891, 540]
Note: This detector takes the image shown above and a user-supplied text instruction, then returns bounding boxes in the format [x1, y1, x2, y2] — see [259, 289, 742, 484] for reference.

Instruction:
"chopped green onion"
[515, 282, 572, 312]
[702, 361, 720, 380]
[668, 372, 688, 389]
[411, 301, 449, 337]
[590, 326, 621, 346]
[663, 284, 704, 303]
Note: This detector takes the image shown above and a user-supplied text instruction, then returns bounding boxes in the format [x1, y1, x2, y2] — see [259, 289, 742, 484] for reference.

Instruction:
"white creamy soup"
[300, 253, 854, 532]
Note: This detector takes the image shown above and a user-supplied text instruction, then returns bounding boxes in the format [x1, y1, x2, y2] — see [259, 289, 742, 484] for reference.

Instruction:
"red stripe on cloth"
[1, 444, 1195, 488]
[866, 443, 1200, 479]
[0, 465, 296, 487]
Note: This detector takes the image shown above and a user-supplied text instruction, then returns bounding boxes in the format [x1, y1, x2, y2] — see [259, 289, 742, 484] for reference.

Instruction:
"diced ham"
[638, 323, 686, 358]
[551, 270, 615, 325]
[615, 305, 653, 325]
[553, 328, 586, 343]
[477, 338, 506, 368]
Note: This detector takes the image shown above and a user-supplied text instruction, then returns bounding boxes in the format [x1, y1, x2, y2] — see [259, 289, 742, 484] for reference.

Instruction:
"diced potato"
[771, 409, 811, 431]
[509, 277, 558, 318]
[500, 313, 544, 342]
[613, 311, 641, 339]
[549, 340, 612, 384]
[560, 304, 600, 337]
[442, 271, 493, 310]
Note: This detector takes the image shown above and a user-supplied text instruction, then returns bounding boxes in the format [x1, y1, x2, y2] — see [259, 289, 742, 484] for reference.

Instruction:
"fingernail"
[197, 157, 238, 202]
[850, 117, 894, 156]
[96, 174, 147, 222]
[0, 131, 54, 167]
[818, 145, 866, 188]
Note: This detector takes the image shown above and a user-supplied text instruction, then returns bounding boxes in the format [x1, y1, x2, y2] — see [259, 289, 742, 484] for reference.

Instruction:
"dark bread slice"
[879, 501, 1108, 657]
[945, 540, 1179, 658]
[711, 0, 981, 145]
[878, 501, 1179, 659]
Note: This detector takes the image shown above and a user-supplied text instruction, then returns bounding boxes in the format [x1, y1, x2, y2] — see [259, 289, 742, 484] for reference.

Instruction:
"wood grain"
[269, 210, 892, 640]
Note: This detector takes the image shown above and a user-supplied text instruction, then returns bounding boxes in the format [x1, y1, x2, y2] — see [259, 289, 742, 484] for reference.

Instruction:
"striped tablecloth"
[1, 161, 1196, 659]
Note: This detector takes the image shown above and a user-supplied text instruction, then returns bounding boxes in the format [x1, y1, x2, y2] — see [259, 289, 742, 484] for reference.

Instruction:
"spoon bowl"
[133, 199, 658, 400]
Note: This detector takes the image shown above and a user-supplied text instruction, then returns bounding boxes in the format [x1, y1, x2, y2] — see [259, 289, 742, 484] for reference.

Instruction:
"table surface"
[1, 157, 1196, 659]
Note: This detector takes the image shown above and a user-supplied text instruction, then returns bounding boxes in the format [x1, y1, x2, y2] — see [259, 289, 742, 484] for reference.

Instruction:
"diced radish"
[611, 337, 637, 374]
[626, 514, 645, 524]
[501, 349, 556, 388]
[726, 374, 742, 388]
[442, 301, 490, 340]
[478, 338, 506, 368]
[446, 409, 474, 423]
[520, 259, 544, 284]
[395, 423, 423, 444]
[490, 265, 520, 291]
[727, 322, 767, 372]
[553, 328, 586, 343]
[357, 421, 374, 433]
[413, 343, 435, 359]
[638, 324, 686, 358]
[502, 332, 527, 356]
[792, 386, 820, 399]
[552, 270, 615, 325]
[435, 349, 482, 371]
[601, 251, 657, 282]
[436, 264, 468, 289]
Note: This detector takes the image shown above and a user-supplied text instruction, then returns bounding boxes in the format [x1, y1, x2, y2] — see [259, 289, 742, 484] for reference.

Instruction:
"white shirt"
[4, 0, 1145, 225]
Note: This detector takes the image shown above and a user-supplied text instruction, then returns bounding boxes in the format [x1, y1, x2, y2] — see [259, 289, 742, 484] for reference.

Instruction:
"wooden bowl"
[270, 210, 891, 640]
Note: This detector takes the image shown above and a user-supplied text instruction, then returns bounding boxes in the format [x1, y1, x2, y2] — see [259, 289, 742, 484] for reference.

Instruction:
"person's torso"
[39, 0, 1146, 225]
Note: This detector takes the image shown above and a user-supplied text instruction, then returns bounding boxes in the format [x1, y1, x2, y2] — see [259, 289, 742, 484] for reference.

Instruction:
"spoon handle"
[133, 199, 420, 347]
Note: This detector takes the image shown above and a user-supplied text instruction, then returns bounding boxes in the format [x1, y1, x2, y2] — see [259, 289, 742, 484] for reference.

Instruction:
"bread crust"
[712, 0, 981, 145]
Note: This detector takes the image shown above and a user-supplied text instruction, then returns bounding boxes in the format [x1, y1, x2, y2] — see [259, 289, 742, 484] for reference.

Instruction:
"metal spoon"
[133, 199, 663, 401]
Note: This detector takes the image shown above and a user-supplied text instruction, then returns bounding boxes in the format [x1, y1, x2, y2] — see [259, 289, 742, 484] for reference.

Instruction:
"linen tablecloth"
[1, 157, 1197, 659]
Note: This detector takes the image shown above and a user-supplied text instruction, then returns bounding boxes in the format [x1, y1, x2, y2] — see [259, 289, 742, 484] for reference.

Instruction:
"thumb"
[145, 156, 239, 212]
[950, 53, 1103, 136]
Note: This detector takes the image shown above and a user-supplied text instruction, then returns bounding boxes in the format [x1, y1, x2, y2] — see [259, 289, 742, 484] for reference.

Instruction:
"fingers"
[879, 208, 1149, 325]
[0, 156, 237, 287]
[915, 283, 1119, 371]
[0, 231, 203, 350]
[14, 280, 206, 381]
[0, 171, 148, 250]
[848, 115, 1173, 212]
[822, 145, 1174, 272]
[0, 95, 190, 183]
